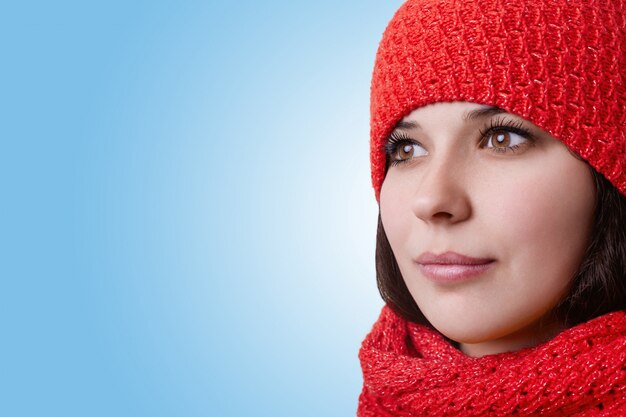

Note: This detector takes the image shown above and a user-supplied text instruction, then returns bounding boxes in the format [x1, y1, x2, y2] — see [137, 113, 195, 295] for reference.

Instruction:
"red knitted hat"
[370, 0, 626, 201]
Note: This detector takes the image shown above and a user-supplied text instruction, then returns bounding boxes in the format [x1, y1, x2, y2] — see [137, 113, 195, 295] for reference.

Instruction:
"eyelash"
[385, 117, 535, 166]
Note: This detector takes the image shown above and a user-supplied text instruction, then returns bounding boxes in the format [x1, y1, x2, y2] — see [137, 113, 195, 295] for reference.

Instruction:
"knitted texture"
[370, 0, 626, 201]
[358, 305, 626, 416]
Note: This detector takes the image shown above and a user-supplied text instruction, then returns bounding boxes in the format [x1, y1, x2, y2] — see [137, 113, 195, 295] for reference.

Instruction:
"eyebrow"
[395, 120, 420, 130]
[464, 106, 506, 121]
[393, 106, 506, 130]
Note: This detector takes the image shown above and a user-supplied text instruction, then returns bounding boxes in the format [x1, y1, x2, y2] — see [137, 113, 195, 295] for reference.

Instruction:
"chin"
[438, 328, 494, 345]
[428, 317, 514, 345]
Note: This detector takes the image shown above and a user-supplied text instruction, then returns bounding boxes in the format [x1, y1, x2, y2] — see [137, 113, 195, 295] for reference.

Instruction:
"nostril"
[432, 211, 454, 220]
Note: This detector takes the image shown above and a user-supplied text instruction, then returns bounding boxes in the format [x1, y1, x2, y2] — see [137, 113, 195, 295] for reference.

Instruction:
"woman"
[358, 0, 626, 415]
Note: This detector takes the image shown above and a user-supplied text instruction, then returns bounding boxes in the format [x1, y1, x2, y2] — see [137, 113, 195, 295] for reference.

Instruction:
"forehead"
[394, 102, 505, 132]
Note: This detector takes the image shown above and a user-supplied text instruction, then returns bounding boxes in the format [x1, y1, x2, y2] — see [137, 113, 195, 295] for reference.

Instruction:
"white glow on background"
[1, 1, 403, 416]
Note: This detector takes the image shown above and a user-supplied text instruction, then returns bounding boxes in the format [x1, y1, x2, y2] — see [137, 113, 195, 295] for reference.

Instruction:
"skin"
[379, 102, 596, 357]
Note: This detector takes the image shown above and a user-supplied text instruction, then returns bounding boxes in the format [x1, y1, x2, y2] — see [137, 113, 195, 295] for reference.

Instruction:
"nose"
[411, 157, 472, 225]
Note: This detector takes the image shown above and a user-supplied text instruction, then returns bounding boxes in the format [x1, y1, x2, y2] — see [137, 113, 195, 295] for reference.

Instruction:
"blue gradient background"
[2, 1, 403, 416]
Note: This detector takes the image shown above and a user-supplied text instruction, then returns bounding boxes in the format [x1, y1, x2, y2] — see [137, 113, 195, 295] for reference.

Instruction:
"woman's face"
[379, 102, 596, 357]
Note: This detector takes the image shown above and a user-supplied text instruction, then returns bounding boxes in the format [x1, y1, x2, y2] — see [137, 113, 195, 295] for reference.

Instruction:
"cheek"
[481, 158, 595, 276]
[379, 174, 413, 250]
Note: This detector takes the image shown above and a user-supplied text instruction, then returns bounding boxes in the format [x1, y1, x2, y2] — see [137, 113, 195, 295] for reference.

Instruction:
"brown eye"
[397, 144, 414, 160]
[483, 129, 530, 152]
[492, 130, 511, 148]
[385, 135, 428, 165]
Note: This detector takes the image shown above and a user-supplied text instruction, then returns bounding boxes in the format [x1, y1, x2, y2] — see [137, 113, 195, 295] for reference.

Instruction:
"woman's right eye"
[385, 132, 428, 165]
[393, 142, 426, 161]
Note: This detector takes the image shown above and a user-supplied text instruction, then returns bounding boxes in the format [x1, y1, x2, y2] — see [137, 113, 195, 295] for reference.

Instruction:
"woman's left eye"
[482, 129, 532, 153]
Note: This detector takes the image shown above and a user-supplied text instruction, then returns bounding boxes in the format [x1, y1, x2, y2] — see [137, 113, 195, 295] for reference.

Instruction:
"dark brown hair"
[375, 167, 626, 328]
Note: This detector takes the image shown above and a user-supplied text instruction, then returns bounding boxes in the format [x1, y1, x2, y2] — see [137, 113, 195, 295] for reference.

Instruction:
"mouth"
[415, 251, 496, 284]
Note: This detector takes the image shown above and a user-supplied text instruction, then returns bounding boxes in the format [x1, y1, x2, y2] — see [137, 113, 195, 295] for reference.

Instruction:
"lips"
[415, 251, 495, 283]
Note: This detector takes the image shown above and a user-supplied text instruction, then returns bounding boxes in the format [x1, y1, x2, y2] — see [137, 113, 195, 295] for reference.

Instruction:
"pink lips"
[415, 251, 495, 284]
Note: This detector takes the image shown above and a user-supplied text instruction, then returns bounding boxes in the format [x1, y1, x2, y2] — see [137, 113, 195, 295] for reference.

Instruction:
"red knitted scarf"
[358, 306, 626, 416]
